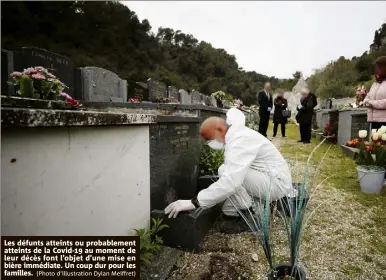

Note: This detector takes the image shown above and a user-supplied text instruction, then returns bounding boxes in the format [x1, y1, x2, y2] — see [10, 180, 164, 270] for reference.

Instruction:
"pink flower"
[47, 73, 56, 79]
[31, 73, 46, 80]
[10, 71, 23, 77]
[24, 67, 37, 74]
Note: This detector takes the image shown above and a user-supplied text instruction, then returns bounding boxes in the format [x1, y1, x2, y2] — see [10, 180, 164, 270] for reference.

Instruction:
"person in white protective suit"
[165, 107, 294, 234]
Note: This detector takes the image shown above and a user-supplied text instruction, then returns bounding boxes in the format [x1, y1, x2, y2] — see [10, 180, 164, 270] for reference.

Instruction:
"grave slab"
[13, 47, 76, 96]
[150, 120, 201, 210]
[168, 86, 179, 103]
[179, 89, 191, 105]
[191, 90, 201, 105]
[150, 175, 221, 252]
[80, 67, 127, 102]
[148, 79, 167, 102]
[127, 81, 149, 101]
[151, 205, 221, 252]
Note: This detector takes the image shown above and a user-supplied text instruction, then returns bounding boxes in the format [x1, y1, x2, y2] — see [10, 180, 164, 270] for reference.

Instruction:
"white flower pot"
[357, 166, 385, 194]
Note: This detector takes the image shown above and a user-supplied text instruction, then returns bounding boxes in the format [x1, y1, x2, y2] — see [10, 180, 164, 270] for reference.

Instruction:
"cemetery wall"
[1, 104, 156, 236]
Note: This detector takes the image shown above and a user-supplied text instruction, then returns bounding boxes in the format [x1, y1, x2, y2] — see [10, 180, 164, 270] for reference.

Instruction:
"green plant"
[199, 144, 224, 176]
[134, 218, 168, 266]
[8, 66, 68, 99]
[356, 142, 386, 169]
[355, 128, 386, 169]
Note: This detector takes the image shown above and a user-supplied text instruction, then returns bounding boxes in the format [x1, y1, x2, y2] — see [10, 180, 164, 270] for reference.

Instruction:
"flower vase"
[357, 166, 385, 194]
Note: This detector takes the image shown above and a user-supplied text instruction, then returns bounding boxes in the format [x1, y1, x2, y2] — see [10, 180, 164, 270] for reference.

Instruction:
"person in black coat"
[258, 82, 273, 137]
[296, 88, 314, 144]
[273, 91, 288, 137]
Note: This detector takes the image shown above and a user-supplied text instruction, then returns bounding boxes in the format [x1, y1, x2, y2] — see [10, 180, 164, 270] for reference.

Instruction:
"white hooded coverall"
[197, 108, 294, 216]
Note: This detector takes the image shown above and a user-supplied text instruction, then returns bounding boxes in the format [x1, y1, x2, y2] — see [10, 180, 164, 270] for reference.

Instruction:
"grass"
[169, 123, 386, 280]
[277, 123, 386, 279]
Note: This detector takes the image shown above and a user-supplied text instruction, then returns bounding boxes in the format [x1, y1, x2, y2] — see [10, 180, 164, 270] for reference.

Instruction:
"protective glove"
[164, 200, 196, 218]
[267, 107, 271, 112]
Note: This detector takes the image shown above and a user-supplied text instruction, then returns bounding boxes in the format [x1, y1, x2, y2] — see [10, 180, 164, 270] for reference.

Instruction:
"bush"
[199, 144, 224, 176]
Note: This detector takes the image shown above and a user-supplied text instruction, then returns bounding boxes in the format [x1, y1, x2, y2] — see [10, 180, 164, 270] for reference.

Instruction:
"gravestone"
[80, 67, 127, 102]
[150, 121, 200, 210]
[210, 96, 217, 107]
[13, 47, 76, 96]
[127, 81, 149, 101]
[351, 113, 369, 142]
[328, 110, 339, 136]
[200, 94, 211, 106]
[338, 109, 354, 145]
[1, 50, 10, 95]
[147, 78, 167, 102]
[327, 99, 333, 109]
[321, 111, 330, 129]
[168, 86, 179, 103]
[191, 90, 201, 104]
[179, 89, 191, 104]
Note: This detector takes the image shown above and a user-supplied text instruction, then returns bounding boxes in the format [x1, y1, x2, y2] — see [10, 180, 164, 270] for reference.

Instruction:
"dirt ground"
[167, 127, 386, 280]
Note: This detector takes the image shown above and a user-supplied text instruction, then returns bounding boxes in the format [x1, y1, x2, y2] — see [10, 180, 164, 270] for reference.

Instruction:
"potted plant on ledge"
[8, 66, 81, 107]
[356, 129, 386, 194]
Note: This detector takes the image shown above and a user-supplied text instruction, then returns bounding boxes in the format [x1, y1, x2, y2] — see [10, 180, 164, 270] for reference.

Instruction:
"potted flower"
[8, 66, 81, 107]
[356, 129, 386, 194]
[211, 90, 226, 108]
[322, 123, 337, 144]
[8, 67, 68, 100]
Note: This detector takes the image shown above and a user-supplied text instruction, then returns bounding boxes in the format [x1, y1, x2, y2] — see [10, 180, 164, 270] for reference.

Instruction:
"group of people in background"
[257, 82, 315, 143]
[256, 56, 386, 142]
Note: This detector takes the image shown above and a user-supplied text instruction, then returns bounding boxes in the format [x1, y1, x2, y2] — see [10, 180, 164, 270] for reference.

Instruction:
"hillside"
[1, 2, 385, 103]
[1, 1, 298, 105]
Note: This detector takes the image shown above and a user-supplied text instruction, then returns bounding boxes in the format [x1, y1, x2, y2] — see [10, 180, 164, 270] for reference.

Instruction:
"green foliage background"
[199, 144, 224, 176]
[1, 1, 303, 105]
[307, 23, 386, 99]
[1, 2, 385, 102]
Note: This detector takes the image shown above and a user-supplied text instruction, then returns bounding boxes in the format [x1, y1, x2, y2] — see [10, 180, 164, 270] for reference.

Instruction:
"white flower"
[358, 130, 368, 139]
[378, 127, 386, 135]
[382, 134, 386, 141]
[372, 132, 380, 141]
[372, 129, 377, 134]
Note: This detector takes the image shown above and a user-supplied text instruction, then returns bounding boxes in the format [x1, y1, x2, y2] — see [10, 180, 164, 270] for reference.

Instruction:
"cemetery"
[1, 46, 386, 280]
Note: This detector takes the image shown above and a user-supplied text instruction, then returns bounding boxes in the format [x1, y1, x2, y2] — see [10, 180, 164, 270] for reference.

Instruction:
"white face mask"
[207, 139, 225, 150]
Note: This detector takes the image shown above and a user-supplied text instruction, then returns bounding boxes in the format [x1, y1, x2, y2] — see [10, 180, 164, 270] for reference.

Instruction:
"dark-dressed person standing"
[273, 91, 288, 138]
[258, 82, 273, 137]
[296, 88, 315, 144]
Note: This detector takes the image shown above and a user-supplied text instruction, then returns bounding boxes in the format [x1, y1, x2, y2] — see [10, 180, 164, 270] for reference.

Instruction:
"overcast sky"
[123, 1, 386, 79]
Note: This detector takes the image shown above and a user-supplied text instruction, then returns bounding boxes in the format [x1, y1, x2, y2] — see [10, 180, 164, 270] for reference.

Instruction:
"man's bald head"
[264, 82, 271, 91]
[200, 117, 228, 142]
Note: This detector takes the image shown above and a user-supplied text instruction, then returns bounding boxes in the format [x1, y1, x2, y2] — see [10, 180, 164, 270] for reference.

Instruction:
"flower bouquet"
[8, 66, 81, 107]
[322, 123, 337, 144]
[355, 128, 386, 194]
[128, 98, 140, 103]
